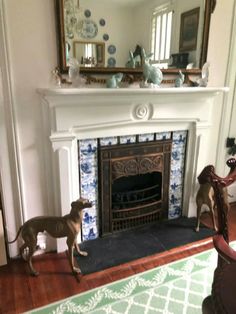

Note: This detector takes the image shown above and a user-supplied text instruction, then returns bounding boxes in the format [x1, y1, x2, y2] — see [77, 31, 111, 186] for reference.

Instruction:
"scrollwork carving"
[112, 155, 163, 181]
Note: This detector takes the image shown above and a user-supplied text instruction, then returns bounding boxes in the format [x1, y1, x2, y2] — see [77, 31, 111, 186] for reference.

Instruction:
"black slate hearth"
[77, 217, 215, 275]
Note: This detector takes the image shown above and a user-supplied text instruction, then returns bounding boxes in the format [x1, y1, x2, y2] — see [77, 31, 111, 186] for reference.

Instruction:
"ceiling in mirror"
[56, 0, 216, 74]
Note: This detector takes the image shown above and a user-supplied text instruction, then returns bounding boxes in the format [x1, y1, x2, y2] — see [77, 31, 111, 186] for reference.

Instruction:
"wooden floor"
[1, 205, 236, 314]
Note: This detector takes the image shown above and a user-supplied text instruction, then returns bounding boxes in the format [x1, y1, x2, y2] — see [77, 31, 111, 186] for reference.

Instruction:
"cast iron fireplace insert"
[98, 139, 172, 236]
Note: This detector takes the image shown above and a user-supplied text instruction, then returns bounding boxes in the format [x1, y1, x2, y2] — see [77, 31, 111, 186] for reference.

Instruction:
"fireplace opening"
[98, 140, 172, 236]
[112, 172, 162, 210]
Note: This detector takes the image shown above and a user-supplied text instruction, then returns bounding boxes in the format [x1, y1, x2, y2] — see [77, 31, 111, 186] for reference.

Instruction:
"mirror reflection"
[63, 0, 205, 70]
[73, 41, 105, 67]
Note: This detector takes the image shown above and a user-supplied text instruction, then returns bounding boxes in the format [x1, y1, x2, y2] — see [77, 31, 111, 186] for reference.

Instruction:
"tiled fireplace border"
[79, 131, 187, 241]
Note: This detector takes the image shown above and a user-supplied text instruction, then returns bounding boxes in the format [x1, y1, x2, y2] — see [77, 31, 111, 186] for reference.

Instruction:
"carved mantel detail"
[112, 155, 163, 181]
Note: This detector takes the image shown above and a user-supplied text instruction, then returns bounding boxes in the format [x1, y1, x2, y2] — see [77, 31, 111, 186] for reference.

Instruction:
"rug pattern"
[28, 243, 231, 314]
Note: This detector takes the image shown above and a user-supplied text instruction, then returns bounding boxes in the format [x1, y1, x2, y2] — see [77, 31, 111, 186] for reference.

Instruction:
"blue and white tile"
[172, 131, 187, 146]
[83, 208, 97, 225]
[120, 135, 136, 144]
[79, 138, 99, 240]
[169, 205, 182, 218]
[82, 223, 98, 241]
[81, 179, 97, 195]
[155, 132, 172, 140]
[169, 130, 187, 219]
[138, 133, 154, 142]
[80, 159, 97, 175]
[79, 139, 98, 157]
[100, 136, 118, 146]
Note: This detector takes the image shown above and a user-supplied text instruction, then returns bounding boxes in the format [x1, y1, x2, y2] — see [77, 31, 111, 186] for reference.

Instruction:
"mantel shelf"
[38, 86, 228, 97]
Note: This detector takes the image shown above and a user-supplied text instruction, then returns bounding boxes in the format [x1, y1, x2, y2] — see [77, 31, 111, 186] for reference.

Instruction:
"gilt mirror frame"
[55, 0, 216, 76]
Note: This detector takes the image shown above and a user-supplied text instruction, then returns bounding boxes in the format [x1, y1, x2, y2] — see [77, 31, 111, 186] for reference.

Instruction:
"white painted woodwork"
[38, 87, 228, 252]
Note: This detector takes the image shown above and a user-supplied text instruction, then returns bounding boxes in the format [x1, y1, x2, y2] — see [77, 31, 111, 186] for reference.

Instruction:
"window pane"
[151, 6, 173, 65]
[155, 16, 161, 61]
[165, 11, 172, 59]
[151, 16, 156, 59]
[160, 13, 167, 60]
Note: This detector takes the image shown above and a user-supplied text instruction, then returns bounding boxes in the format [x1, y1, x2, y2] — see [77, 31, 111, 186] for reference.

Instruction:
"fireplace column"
[51, 135, 80, 252]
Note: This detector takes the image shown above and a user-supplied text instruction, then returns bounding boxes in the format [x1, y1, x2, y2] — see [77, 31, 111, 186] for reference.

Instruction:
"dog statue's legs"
[28, 246, 39, 276]
[74, 242, 88, 257]
[207, 200, 218, 232]
[67, 237, 81, 274]
[20, 241, 39, 276]
[195, 205, 201, 232]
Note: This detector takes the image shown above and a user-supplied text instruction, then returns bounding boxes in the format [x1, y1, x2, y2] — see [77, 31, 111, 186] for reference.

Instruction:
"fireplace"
[38, 87, 227, 252]
[98, 139, 172, 236]
[78, 131, 186, 241]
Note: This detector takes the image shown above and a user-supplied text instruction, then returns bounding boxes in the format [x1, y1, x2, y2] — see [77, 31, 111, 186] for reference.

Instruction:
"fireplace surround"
[78, 130, 186, 241]
[38, 87, 228, 252]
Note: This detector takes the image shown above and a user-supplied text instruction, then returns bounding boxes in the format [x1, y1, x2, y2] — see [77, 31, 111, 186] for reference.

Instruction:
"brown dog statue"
[195, 182, 217, 232]
[8, 197, 92, 276]
[195, 165, 230, 232]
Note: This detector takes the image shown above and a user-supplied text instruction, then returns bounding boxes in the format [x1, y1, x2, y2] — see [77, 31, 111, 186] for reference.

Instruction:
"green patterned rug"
[28, 242, 236, 314]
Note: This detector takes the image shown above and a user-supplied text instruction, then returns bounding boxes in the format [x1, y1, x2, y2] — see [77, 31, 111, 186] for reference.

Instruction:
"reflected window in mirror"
[73, 41, 105, 67]
[151, 4, 173, 69]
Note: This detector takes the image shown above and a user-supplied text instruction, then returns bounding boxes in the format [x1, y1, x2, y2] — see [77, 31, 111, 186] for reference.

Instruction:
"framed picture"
[179, 7, 200, 52]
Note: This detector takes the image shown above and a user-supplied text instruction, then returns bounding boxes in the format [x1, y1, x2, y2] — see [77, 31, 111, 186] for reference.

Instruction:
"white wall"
[0, 0, 235, 257]
[1, 0, 58, 256]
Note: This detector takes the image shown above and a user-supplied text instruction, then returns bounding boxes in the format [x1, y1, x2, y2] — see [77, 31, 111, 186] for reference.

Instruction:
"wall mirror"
[55, 0, 216, 75]
[73, 41, 105, 67]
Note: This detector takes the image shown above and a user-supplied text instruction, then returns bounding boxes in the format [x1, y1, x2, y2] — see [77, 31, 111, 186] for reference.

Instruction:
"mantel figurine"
[140, 48, 163, 88]
[106, 73, 123, 88]
[175, 70, 185, 87]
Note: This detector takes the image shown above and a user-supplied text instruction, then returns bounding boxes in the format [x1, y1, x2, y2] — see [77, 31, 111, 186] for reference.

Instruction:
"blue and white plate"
[76, 19, 98, 39]
[84, 9, 91, 18]
[107, 57, 116, 67]
[108, 44, 116, 54]
[103, 33, 109, 41]
[99, 18, 106, 26]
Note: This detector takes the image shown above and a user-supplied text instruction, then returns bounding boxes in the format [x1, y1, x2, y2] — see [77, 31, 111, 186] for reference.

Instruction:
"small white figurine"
[186, 63, 194, 69]
[140, 48, 163, 87]
[175, 70, 185, 87]
[196, 62, 210, 87]
[68, 58, 80, 86]
[51, 67, 62, 87]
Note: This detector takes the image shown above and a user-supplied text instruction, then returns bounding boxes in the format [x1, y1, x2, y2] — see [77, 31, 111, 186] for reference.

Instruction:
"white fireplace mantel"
[38, 87, 228, 252]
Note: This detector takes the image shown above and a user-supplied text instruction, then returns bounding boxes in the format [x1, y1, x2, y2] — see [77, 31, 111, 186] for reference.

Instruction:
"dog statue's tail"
[7, 226, 22, 244]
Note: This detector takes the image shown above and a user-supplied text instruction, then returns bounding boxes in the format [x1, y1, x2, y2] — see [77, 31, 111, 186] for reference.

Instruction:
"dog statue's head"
[71, 197, 92, 211]
[70, 197, 92, 221]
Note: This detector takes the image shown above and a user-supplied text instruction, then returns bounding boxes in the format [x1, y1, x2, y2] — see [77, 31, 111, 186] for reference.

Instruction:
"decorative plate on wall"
[108, 44, 116, 54]
[99, 18, 106, 26]
[103, 33, 109, 41]
[84, 9, 91, 18]
[107, 57, 116, 67]
[76, 20, 98, 39]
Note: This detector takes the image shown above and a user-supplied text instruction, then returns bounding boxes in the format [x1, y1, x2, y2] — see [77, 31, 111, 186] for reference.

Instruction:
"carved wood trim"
[112, 155, 163, 182]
